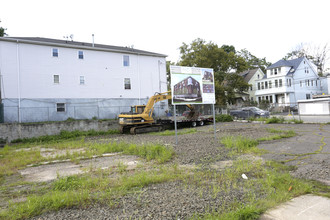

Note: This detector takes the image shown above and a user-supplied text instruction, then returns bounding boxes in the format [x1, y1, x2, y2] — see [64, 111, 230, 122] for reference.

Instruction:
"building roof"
[267, 57, 305, 74]
[0, 37, 167, 57]
[238, 68, 260, 82]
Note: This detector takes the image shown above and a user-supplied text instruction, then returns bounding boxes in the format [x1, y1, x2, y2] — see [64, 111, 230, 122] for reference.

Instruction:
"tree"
[284, 43, 330, 76]
[178, 38, 250, 105]
[238, 49, 271, 73]
[0, 20, 7, 37]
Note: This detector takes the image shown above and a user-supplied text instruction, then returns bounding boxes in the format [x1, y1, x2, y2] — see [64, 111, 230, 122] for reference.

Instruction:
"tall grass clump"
[265, 116, 285, 124]
[91, 142, 175, 164]
[221, 135, 259, 154]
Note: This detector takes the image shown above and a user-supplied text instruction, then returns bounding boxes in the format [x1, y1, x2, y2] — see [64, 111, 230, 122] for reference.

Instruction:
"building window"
[306, 94, 311, 99]
[257, 74, 260, 79]
[257, 82, 260, 90]
[305, 67, 309, 73]
[54, 75, 60, 84]
[52, 48, 59, 57]
[78, 51, 84, 59]
[316, 80, 318, 86]
[270, 69, 273, 75]
[270, 96, 273, 103]
[250, 86, 253, 91]
[275, 80, 278, 88]
[80, 76, 85, 85]
[123, 55, 130, 66]
[278, 68, 281, 74]
[311, 80, 313, 86]
[261, 82, 264, 89]
[269, 81, 272, 88]
[300, 81, 303, 87]
[274, 68, 278, 75]
[124, 78, 131, 90]
[265, 81, 268, 89]
[56, 103, 65, 112]
[279, 79, 282, 87]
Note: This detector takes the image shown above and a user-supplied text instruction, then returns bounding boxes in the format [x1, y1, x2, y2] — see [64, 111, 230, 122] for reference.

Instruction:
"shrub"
[215, 114, 233, 122]
[265, 116, 285, 124]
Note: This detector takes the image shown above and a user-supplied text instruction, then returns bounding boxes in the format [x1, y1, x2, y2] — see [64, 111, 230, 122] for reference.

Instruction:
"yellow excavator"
[118, 91, 198, 134]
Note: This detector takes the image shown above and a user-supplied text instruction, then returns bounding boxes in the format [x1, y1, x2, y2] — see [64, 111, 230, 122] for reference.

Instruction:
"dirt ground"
[2, 122, 330, 219]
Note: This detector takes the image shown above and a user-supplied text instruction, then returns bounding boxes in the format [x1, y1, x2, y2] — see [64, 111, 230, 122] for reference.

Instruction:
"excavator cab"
[131, 105, 145, 114]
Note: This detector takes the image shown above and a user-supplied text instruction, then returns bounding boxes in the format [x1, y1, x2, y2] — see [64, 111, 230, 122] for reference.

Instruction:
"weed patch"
[11, 129, 119, 144]
[151, 128, 197, 136]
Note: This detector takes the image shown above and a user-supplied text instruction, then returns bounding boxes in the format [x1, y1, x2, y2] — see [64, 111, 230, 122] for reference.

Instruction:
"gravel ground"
[26, 122, 330, 219]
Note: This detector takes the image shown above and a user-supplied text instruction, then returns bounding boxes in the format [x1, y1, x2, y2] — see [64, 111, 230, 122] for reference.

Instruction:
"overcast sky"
[1, 0, 329, 64]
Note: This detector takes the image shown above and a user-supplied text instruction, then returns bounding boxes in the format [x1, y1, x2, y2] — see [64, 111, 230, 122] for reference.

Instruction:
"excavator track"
[130, 125, 163, 135]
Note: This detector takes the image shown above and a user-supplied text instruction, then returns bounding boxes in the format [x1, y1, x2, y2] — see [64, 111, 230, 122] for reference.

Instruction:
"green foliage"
[215, 114, 233, 122]
[1, 165, 185, 219]
[221, 135, 259, 154]
[11, 129, 119, 144]
[238, 49, 271, 73]
[287, 119, 303, 124]
[91, 142, 175, 164]
[265, 116, 285, 124]
[151, 128, 197, 136]
[0, 20, 7, 37]
[257, 129, 296, 142]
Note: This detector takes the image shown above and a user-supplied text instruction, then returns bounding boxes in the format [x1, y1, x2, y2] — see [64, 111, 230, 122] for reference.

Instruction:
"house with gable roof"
[254, 57, 326, 107]
[238, 68, 265, 102]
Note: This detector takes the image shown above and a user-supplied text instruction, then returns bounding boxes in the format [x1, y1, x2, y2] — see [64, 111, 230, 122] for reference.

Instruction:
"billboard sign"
[170, 65, 215, 104]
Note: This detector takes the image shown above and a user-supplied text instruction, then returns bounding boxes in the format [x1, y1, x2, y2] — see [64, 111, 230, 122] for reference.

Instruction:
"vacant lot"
[0, 122, 329, 219]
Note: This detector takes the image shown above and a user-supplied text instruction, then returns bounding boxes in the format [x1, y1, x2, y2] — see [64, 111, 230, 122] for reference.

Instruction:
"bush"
[215, 114, 233, 122]
[265, 116, 285, 124]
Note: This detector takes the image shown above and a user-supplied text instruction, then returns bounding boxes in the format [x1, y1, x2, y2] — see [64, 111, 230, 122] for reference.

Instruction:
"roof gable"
[267, 57, 304, 71]
[238, 68, 262, 83]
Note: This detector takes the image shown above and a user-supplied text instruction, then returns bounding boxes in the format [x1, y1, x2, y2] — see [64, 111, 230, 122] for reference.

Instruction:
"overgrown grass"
[265, 116, 285, 124]
[150, 128, 197, 136]
[191, 159, 315, 220]
[11, 129, 119, 144]
[220, 136, 260, 154]
[0, 140, 175, 179]
[1, 165, 185, 219]
[257, 129, 296, 142]
[220, 128, 296, 155]
[89, 142, 175, 163]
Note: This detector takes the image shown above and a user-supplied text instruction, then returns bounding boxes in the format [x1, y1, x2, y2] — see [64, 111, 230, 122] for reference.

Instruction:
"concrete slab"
[260, 194, 330, 220]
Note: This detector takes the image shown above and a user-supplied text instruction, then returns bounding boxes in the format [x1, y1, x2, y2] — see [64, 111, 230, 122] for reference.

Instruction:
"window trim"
[53, 74, 60, 84]
[78, 51, 84, 59]
[124, 78, 131, 90]
[56, 103, 66, 112]
[80, 75, 85, 85]
[123, 55, 130, 67]
[52, 48, 59, 57]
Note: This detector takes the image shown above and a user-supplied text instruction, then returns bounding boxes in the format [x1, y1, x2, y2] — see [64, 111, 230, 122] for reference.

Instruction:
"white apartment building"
[0, 37, 167, 122]
[254, 57, 326, 107]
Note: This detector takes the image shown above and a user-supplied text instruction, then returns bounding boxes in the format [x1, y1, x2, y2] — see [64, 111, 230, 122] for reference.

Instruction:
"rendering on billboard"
[170, 65, 215, 105]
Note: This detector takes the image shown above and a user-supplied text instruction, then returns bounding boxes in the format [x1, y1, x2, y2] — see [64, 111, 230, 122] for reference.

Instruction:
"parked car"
[230, 107, 270, 119]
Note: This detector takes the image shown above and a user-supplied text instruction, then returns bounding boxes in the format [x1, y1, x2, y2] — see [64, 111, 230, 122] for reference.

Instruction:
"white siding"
[0, 41, 166, 99]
